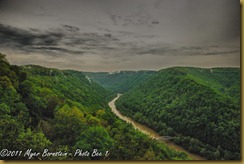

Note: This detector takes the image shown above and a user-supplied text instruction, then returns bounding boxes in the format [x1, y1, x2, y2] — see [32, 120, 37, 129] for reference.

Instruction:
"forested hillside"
[83, 71, 156, 93]
[0, 53, 189, 160]
[116, 67, 240, 160]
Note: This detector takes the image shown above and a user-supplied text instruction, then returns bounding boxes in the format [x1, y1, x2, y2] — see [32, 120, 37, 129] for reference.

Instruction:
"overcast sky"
[0, 0, 240, 72]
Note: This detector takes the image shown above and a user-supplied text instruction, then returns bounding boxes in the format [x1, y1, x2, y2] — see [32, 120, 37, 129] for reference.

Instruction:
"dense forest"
[83, 71, 156, 93]
[116, 67, 240, 160]
[0, 53, 189, 160]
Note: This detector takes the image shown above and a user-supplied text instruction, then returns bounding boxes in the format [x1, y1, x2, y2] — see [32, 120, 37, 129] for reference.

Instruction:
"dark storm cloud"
[0, 23, 83, 55]
[0, 23, 64, 48]
[0, 23, 120, 56]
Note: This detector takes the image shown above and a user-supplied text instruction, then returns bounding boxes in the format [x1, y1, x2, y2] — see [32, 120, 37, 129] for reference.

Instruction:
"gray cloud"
[33, 46, 85, 56]
[136, 44, 240, 57]
[0, 23, 121, 56]
[62, 24, 80, 32]
[0, 23, 64, 49]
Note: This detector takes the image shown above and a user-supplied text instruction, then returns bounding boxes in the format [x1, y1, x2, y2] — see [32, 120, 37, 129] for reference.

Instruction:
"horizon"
[20, 62, 240, 74]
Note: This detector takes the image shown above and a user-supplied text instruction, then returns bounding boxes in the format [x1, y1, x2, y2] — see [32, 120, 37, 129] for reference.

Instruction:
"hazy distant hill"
[83, 70, 156, 93]
[116, 67, 240, 160]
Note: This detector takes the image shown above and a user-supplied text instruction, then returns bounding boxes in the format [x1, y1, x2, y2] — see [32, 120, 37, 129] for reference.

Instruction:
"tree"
[53, 105, 85, 145]
[74, 126, 114, 159]
[17, 128, 52, 159]
[0, 116, 24, 150]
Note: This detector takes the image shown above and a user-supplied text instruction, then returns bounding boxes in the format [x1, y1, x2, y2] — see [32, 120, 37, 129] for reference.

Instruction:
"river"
[108, 94, 206, 160]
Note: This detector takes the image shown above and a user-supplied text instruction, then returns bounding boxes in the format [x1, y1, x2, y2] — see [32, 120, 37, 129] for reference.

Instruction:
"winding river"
[108, 94, 206, 160]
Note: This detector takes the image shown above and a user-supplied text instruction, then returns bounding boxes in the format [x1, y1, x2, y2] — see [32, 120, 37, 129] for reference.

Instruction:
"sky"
[0, 0, 240, 72]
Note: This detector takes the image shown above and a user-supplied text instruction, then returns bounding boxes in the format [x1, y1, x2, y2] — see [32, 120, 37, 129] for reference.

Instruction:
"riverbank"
[108, 94, 206, 160]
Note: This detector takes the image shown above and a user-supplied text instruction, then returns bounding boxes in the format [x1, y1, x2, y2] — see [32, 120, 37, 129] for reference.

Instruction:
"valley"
[0, 53, 189, 160]
[0, 53, 240, 160]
